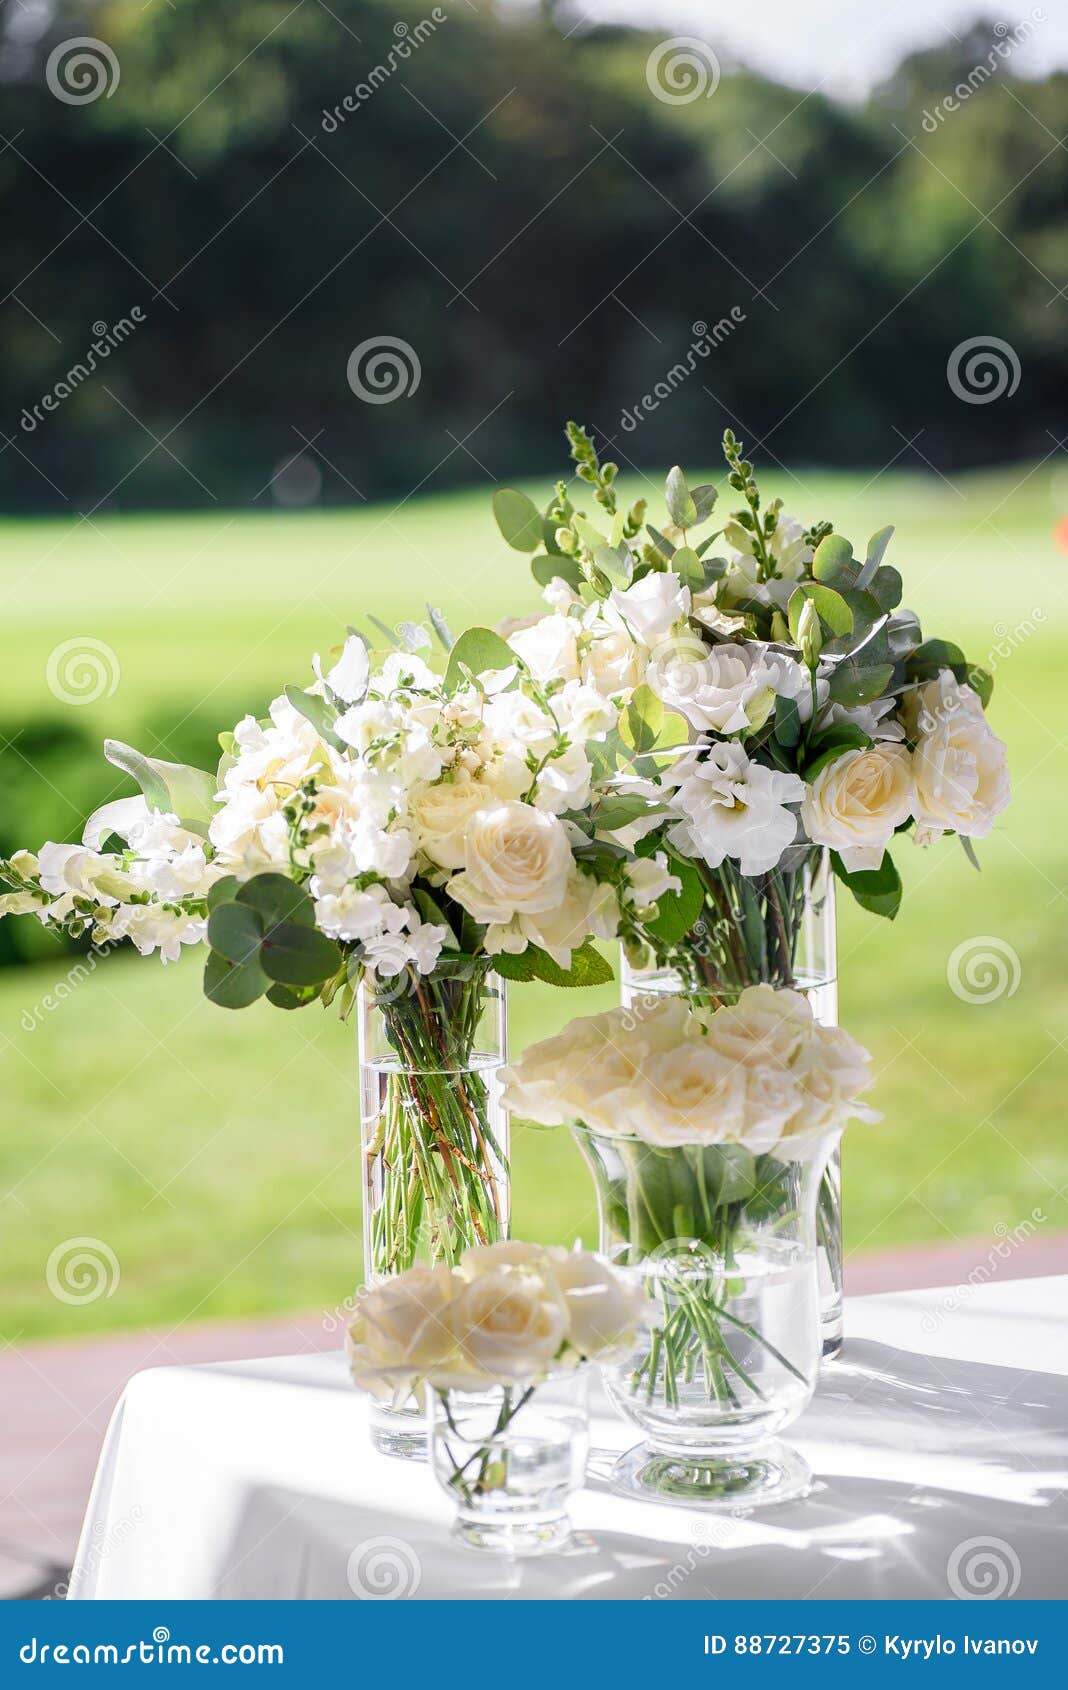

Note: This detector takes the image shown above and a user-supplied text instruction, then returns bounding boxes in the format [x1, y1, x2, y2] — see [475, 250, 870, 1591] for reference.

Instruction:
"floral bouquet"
[491, 423, 1011, 1003]
[0, 626, 681, 1280]
[346, 1239, 649, 1550]
[502, 988, 876, 1431]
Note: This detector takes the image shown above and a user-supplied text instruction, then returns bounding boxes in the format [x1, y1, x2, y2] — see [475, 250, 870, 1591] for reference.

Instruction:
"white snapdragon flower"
[107, 903, 206, 963]
[324, 633, 370, 704]
[666, 742, 804, 877]
[313, 881, 407, 944]
[532, 742, 593, 816]
[609, 571, 690, 649]
[552, 679, 617, 744]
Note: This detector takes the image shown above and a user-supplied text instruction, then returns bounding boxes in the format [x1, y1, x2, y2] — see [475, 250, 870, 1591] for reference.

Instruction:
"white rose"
[705, 984, 813, 1068]
[507, 613, 581, 684]
[411, 775, 503, 871]
[581, 610, 647, 696]
[447, 803, 573, 925]
[609, 571, 690, 649]
[454, 1264, 569, 1384]
[647, 640, 779, 734]
[544, 1251, 648, 1362]
[626, 1042, 748, 1146]
[513, 871, 619, 967]
[801, 744, 914, 871]
[906, 674, 1010, 844]
[346, 1265, 460, 1401]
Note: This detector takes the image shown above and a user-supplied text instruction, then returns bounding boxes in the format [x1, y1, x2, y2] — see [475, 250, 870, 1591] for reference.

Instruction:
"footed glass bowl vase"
[428, 1374, 589, 1555]
[574, 1124, 834, 1510]
[359, 968, 509, 1456]
[620, 846, 843, 1359]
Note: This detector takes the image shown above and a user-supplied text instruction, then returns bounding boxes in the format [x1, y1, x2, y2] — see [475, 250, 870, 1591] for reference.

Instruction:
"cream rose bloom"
[545, 1250, 648, 1361]
[581, 608, 648, 696]
[626, 1043, 748, 1146]
[455, 1264, 569, 1383]
[447, 802, 572, 925]
[801, 744, 914, 871]
[907, 673, 1010, 845]
[410, 775, 508, 872]
[345, 1265, 459, 1401]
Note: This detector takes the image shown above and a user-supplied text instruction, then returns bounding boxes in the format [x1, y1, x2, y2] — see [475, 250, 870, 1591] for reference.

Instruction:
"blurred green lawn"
[1, 462, 1065, 1340]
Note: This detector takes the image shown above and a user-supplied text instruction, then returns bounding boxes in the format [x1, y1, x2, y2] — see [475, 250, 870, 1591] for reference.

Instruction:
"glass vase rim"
[568, 1118, 842, 1164]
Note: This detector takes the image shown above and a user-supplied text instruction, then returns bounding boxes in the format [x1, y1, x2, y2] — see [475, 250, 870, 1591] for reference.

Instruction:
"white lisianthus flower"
[506, 613, 581, 684]
[647, 639, 786, 735]
[801, 744, 913, 871]
[905, 672, 1010, 845]
[609, 571, 691, 649]
[666, 742, 805, 877]
[447, 803, 573, 925]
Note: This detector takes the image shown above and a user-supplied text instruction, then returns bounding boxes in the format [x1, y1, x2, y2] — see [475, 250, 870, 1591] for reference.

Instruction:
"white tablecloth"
[68, 1276, 1068, 1601]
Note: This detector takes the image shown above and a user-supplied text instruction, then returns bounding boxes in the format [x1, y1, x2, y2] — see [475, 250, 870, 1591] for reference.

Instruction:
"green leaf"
[492, 487, 543, 553]
[206, 875, 239, 912]
[284, 686, 345, 752]
[236, 872, 316, 928]
[259, 921, 342, 986]
[444, 627, 516, 693]
[266, 982, 320, 1010]
[104, 741, 217, 832]
[204, 949, 269, 1010]
[831, 849, 902, 920]
[490, 949, 540, 984]
[646, 525, 676, 561]
[426, 604, 454, 652]
[802, 724, 872, 780]
[855, 525, 895, 588]
[811, 534, 858, 589]
[966, 664, 994, 707]
[531, 552, 584, 593]
[788, 584, 853, 641]
[595, 794, 666, 833]
[690, 483, 718, 524]
[774, 695, 802, 748]
[642, 856, 705, 945]
[665, 466, 698, 529]
[530, 941, 615, 988]
[906, 638, 967, 683]
[670, 545, 704, 591]
[869, 566, 903, 611]
[623, 685, 664, 755]
[959, 834, 982, 872]
[412, 888, 460, 951]
[207, 901, 264, 966]
[826, 662, 894, 706]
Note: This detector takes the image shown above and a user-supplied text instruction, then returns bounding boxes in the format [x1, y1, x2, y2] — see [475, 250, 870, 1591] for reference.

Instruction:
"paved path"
[3, 1234, 1066, 1598]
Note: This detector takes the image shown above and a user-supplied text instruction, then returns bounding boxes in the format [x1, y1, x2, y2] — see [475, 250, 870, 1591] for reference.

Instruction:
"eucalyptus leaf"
[204, 949, 269, 1010]
[855, 525, 895, 589]
[665, 466, 698, 529]
[104, 740, 217, 832]
[284, 686, 345, 753]
[811, 533, 858, 589]
[259, 921, 342, 986]
[236, 872, 316, 929]
[531, 552, 584, 593]
[670, 545, 704, 591]
[826, 662, 894, 706]
[492, 487, 543, 553]
[444, 627, 516, 693]
[207, 900, 264, 966]
[788, 583, 854, 641]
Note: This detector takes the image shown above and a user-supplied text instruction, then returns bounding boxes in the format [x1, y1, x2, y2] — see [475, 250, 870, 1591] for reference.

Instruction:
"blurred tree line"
[0, 0, 1065, 514]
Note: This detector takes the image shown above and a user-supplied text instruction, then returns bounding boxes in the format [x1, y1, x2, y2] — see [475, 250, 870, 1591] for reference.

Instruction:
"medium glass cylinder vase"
[358, 966, 509, 1455]
[621, 846, 843, 1359]
[574, 1124, 834, 1510]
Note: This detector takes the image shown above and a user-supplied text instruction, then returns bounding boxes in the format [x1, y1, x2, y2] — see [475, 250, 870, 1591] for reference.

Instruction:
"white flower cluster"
[504, 549, 1010, 881]
[346, 1239, 649, 1401]
[0, 805, 224, 963]
[502, 985, 878, 1154]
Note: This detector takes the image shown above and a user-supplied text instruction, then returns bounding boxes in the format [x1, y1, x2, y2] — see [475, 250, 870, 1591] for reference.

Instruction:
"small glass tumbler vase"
[575, 1126, 835, 1511]
[359, 968, 509, 1457]
[620, 847, 843, 1360]
[428, 1376, 589, 1555]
